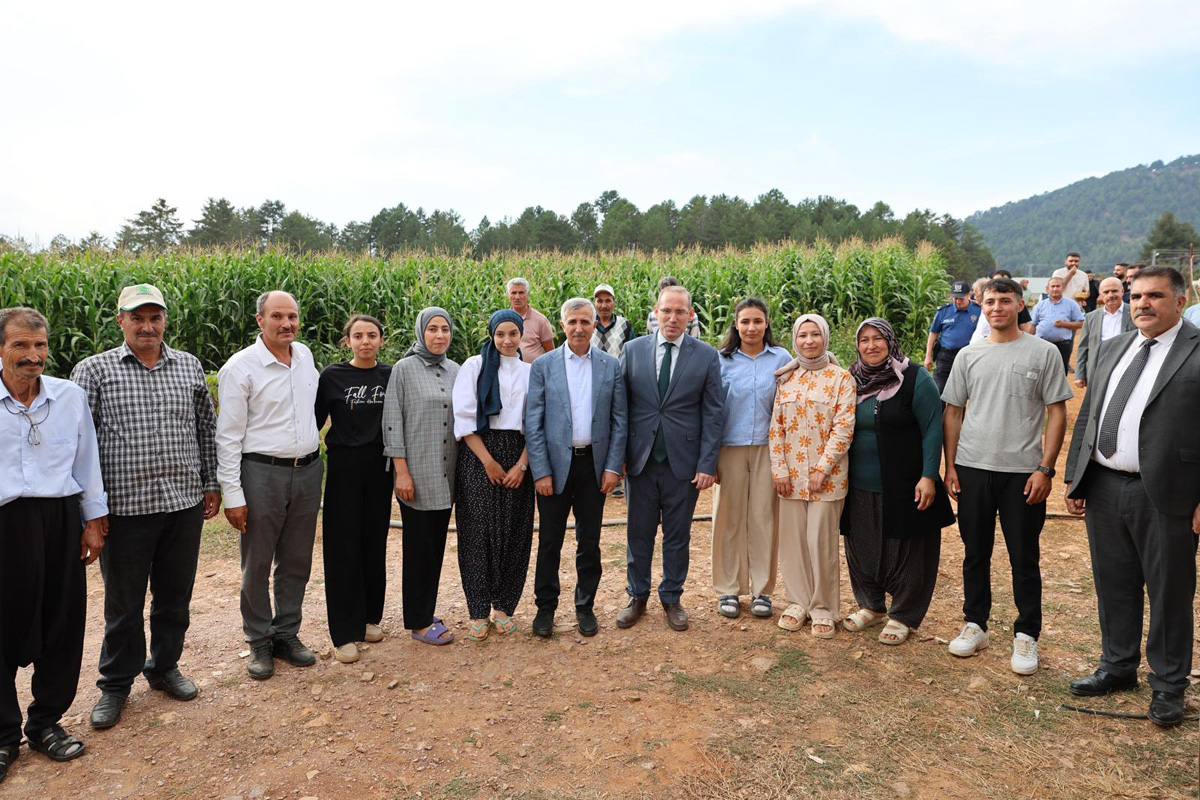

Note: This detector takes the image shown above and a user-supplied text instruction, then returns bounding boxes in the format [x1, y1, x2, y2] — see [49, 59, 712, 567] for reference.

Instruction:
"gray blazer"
[621, 333, 724, 481]
[524, 345, 627, 494]
[1066, 320, 1200, 517]
[1076, 304, 1132, 383]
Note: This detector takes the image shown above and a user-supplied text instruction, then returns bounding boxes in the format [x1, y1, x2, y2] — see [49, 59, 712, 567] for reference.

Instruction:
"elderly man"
[217, 291, 322, 680]
[525, 298, 627, 637]
[618, 285, 723, 632]
[1075, 277, 1133, 388]
[507, 277, 555, 363]
[1064, 266, 1200, 727]
[70, 284, 219, 730]
[1030, 276, 1085, 374]
[0, 308, 107, 780]
[924, 280, 980, 393]
[591, 284, 634, 358]
[1052, 252, 1090, 308]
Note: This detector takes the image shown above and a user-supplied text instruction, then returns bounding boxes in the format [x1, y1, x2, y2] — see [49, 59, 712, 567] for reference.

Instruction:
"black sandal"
[0, 744, 18, 783]
[26, 726, 86, 762]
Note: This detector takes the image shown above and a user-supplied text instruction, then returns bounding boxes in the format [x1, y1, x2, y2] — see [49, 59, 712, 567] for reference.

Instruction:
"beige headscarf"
[775, 313, 839, 380]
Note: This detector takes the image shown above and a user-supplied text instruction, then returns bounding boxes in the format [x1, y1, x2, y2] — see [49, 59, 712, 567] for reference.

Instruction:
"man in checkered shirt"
[70, 284, 219, 731]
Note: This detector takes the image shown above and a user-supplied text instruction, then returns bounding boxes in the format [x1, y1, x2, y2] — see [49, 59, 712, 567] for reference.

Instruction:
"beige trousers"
[711, 446, 779, 597]
[777, 497, 845, 623]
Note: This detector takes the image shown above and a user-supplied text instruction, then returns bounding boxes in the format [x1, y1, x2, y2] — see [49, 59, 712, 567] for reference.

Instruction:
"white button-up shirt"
[452, 354, 531, 439]
[654, 330, 684, 382]
[215, 336, 321, 508]
[1094, 319, 1182, 473]
[564, 346, 594, 446]
[1101, 304, 1126, 342]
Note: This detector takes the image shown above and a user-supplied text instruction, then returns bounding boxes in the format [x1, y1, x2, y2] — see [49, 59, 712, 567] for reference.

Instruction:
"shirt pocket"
[44, 435, 76, 476]
[1007, 364, 1040, 398]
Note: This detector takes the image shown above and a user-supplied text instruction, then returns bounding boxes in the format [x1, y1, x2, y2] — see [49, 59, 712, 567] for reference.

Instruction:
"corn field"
[1, 239, 950, 375]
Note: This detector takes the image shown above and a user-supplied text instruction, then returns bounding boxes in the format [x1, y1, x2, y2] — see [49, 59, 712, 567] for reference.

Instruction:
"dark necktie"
[1097, 338, 1157, 459]
[652, 341, 674, 462]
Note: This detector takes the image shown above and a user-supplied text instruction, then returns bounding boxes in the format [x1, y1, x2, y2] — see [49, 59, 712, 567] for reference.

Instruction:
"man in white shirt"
[216, 291, 322, 680]
[1075, 277, 1133, 388]
[1052, 252, 1091, 308]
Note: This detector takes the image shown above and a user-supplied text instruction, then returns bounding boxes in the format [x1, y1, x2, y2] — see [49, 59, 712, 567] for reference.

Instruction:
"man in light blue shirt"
[0, 307, 107, 779]
[1184, 303, 1200, 328]
[1030, 277, 1085, 375]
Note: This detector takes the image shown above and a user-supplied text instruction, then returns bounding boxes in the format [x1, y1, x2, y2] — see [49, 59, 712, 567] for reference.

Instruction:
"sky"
[3, 0, 1199, 245]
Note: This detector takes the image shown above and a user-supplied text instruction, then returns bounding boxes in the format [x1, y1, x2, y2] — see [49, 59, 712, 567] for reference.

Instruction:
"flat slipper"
[878, 619, 911, 646]
[778, 604, 807, 632]
[411, 620, 456, 646]
[842, 608, 887, 632]
[811, 619, 836, 639]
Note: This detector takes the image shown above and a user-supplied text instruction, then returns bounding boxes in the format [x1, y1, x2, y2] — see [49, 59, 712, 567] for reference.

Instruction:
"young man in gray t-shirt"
[941, 278, 1073, 676]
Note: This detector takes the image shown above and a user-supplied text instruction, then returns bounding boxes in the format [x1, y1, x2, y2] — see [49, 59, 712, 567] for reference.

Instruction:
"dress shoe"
[147, 668, 198, 701]
[615, 596, 648, 629]
[662, 602, 689, 632]
[1069, 669, 1138, 697]
[1148, 690, 1186, 728]
[273, 635, 316, 667]
[0, 743, 17, 783]
[246, 642, 275, 679]
[89, 693, 126, 729]
[576, 608, 599, 637]
[532, 607, 555, 637]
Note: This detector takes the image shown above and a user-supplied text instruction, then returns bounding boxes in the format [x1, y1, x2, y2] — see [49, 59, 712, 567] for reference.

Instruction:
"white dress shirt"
[452, 354, 531, 439]
[1101, 304, 1126, 342]
[654, 330, 684, 382]
[215, 336, 321, 508]
[564, 346, 594, 446]
[1094, 319, 1183, 473]
[1052, 267, 1090, 300]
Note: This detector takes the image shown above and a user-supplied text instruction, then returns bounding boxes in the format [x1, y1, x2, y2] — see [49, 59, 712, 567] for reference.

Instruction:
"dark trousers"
[98, 502, 203, 696]
[399, 503, 451, 630]
[1052, 339, 1073, 374]
[0, 498, 86, 747]
[955, 465, 1045, 639]
[322, 447, 393, 647]
[534, 450, 606, 612]
[626, 458, 699, 604]
[1084, 466, 1197, 694]
[933, 347, 961, 394]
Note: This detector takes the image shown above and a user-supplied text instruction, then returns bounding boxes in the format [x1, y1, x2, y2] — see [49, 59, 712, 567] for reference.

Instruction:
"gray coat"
[1075, 304, 1133, 383]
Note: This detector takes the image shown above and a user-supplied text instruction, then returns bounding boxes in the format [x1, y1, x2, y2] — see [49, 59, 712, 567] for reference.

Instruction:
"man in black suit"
[1064, 265, 1200, 728]
[617, 285, 723, 632]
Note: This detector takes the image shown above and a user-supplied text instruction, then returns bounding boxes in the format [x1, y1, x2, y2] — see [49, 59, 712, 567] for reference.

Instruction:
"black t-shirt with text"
[315, 361, 392, 452]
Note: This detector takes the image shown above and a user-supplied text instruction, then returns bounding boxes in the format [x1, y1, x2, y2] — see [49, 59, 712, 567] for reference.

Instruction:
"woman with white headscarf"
[769, 314, 856, 638]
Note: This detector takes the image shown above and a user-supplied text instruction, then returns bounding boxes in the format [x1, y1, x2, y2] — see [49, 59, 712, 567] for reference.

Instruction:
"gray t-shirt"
[941, 333, 1074, 473]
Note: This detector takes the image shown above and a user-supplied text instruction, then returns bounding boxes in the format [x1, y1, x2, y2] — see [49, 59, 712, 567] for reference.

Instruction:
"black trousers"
[322, 447, 393, 647]
[0, 498, 86, 747]
[626, 458, 699, 604]
[1084, 466, 1197, 694]
[98, 502, 203, 696]
[534, 449, 607, 612]
[955, 465, 1045, 639]
[933, 347, 961, 394]
[399, 503, 451, 630]
[1052, 339, 1073, 374]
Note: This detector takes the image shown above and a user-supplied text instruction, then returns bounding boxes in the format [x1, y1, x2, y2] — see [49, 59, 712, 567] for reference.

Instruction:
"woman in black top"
[315, 314, 393, 664]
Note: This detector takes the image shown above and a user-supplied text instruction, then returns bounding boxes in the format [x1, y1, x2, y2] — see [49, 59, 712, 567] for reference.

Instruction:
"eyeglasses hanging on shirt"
[2, 397, 50, 445]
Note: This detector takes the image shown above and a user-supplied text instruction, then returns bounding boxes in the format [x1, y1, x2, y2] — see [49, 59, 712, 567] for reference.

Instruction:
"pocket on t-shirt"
[1007, 364, 1040, 398]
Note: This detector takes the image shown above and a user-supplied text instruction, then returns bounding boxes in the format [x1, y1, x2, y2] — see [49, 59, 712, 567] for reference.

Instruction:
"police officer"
[924, 281, 980, 393]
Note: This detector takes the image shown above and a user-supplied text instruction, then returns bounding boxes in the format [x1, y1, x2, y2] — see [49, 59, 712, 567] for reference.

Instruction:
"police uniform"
[928, 299, 980, 392]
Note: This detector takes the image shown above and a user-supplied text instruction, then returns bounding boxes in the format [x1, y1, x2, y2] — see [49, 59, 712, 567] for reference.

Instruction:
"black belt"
[571, 445, 593, 456]
[1092, 462, 1140, 480]
[940, 347, 963, 356]
[244, 450, 320, 468]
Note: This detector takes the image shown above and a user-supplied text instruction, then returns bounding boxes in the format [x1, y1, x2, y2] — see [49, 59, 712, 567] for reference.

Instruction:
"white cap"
[593, 283, 615, 301]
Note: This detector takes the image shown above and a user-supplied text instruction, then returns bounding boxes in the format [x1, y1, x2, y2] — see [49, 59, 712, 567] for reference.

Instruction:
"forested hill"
[967, 154, 1200, 273]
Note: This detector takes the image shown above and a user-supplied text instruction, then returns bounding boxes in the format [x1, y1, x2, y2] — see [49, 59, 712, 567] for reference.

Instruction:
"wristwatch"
[1036, 465, 1055, 478]
[518, 462, 527, 472]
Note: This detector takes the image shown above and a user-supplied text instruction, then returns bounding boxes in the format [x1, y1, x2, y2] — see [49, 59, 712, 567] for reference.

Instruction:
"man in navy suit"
[525, 298, 628, 638]
[617, 285, 724, 632]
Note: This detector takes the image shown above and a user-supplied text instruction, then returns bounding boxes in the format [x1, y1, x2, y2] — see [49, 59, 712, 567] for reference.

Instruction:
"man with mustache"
[1074, 277, 1133, 389]
[70, 285, 219, 730]
[216, 291, 322, 680]
[0, 307, 107, 782]
[1065, 266, 1200, 728]
[1030, 276, 1086, 375]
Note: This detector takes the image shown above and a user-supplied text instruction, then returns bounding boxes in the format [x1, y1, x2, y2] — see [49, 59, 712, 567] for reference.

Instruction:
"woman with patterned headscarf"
[451, 309, 534, 641]
[840, 318, 953, 646]
[770, 313, 856, 638]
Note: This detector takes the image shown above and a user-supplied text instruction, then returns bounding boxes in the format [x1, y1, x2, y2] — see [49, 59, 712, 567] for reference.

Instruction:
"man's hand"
[1073, 379, 1086, 389]
[1054, 320, 1070, 328]
[914, 477, 935, 511]
[773, 476, 793, 497]
[203, 491, 221, 520]
[1023, 470, 1052, 505]
[808, 469, 826, 495]
[394, 471, 416, 503]
[945, 467, 960, 500]
[693, 472, 716, 491]
[81, 517, 106, 565]
[924, 356, 934, 371]
[225, 505, 248, 533]
[600, 471, 620, 494]
[535, 476, 554, 497]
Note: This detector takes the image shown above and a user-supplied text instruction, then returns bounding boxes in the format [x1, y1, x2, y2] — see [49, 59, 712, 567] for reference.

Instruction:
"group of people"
[1, 265, 1197, 784]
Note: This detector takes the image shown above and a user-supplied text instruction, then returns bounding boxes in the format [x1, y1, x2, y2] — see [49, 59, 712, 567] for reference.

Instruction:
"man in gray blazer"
[1064, 266, 1200, 728]
[617, 285, 724, 632]
[525, 298, 627, 638]
[1074, 276, 1133, 388]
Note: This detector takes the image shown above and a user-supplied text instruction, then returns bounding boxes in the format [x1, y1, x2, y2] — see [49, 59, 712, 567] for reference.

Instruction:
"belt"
[940, 347, 963, 356]
[1092, 462, 1140, 480]
[571, 445, 593, 456]
[244, 450, 321, 468]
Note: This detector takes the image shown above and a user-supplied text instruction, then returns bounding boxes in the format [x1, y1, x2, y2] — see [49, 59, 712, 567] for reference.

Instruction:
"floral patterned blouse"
[769, 363, 857, 501]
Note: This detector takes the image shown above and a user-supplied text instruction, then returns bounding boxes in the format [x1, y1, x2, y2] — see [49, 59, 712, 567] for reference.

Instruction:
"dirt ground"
[7, 381, 1199, 799]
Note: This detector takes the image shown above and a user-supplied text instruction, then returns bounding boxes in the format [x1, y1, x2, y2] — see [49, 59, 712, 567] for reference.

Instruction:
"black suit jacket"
[1066, 320, 1200, 517]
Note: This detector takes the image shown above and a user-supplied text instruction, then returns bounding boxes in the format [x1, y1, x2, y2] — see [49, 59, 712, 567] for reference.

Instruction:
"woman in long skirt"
[451, 309, 534, 641]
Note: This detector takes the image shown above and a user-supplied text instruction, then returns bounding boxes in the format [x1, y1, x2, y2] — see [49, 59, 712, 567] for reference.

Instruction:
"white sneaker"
[948, 623, 989, 657]
[1011, 633, 1039, 675]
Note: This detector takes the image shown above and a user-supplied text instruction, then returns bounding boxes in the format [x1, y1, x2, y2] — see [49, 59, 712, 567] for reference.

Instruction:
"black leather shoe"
[0, 743, 18, 783]
[662, 602, 689, 632]
[576, 608, 598, 637]
[246, 642, 275, 680]
[147, 668, 198, 701]
[273, 635, 316, 667]
[615, 596, 648, 629]
[1148, 690, 1186, 728]
[532, 607, 555, 637]
[1069, 669, 1138, 697]
[89, 693, 126, 730]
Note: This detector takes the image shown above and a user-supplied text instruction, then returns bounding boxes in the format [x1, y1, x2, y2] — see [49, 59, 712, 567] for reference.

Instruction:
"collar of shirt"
[1134, 318, 1183, 349]
[1103, 304, 1125, 318]
[0, 372, 59, 411]
[253, 334, 298, 367]
[118, 340, 178, 368]
[565, 346, 592, 364]
[656, 330, 685, 349]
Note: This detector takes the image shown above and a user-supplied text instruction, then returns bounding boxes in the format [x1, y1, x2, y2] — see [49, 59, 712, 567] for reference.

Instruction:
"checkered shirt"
[591, 314, 634, 357]
[70, 342, 219, 516]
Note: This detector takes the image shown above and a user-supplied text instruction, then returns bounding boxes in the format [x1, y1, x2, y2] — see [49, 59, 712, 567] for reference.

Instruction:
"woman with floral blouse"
[770, 313, 856, 638]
